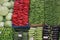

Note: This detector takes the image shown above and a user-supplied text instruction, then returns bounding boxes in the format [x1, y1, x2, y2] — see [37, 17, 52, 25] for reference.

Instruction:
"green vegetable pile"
[56, 0, 60, 25]
[3, 28, 13, 40]
[29, 27, 42, 40]
[34, 27, 42, 40]
[29, 28, 36, 39]
[0, 0, 60, 40]
[0, 0, 14, 40]
[29, 0, 44, 24]
[56, 0, 60, 40]
[44, 0, 58, 26]
[0, 27, 13, 40]
[44, 0, 60, 40]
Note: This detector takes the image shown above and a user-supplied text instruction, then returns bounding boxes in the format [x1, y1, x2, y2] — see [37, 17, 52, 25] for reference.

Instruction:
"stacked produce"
[29, 0, 44, 24]
[34, 27, 42, 40]
[0, 0, 45, 26]
[0, 0, 14, 27]
[29, 28, 36, 40]
[56, 0, 60, 25]
[12, 0, 30, 26]
[44, 0, 58, 26]
[29, 27, 42, 40]
[0, 0, 14, 40]
[56, 0, 60, 40]
[0, 27, 13, 40]
[3, 28, 13, 40]
[44, 0, 59, 40]
[1, 0, 60, 40]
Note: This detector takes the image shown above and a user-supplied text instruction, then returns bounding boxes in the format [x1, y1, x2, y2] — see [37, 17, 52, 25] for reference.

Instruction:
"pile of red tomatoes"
[12, 0, 30, 26]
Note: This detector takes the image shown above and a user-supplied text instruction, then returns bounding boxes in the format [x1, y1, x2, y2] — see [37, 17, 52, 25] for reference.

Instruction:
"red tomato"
[12, 0, 29, 26]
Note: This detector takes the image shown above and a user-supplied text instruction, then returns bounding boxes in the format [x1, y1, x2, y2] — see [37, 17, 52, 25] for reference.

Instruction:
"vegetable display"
[29, 0, 44, 24]
[29, 28, 36, 39]
[56, 0, 60, 40]
[34, 27, 42, 40]
[6, 13, 12, 21]
[12, 0, 30, 27]
[0, 27, 13, 40]
[29, 27, 42, 40]
[0, 6, 9, 16]
[56, 0, 60, 25]
[0, 0, 60, 40]
[3, 28, 13, 40]
[44, 0, 58, 26]
[4, 21, 12, 27]
[0, 0, 14, 28]
[0, 0, 14, 40]
[44, 0, 59, 40]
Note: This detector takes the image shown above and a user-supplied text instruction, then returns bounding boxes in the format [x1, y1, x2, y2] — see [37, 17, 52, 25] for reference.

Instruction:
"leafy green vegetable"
[44, 0, 58, 26]
[4, 21, 12, 27]
[29, 27, 42, 40]
[56, 0, 60, 25]
[34, 27, 42, 40]
[0, 6, 9, 16]
[0, 27, 13, 40]
[3, 28, 13, 40]
[3, 2, 11, 8]
[6, 13, 12, 21]
[29, 0, 44, 24]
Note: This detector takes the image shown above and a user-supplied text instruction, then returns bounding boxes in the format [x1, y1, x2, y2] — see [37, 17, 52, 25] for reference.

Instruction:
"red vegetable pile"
[12, 0, 30, 26]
